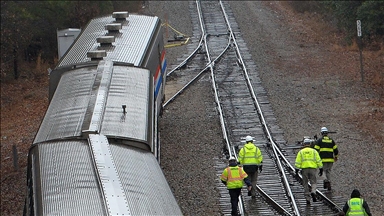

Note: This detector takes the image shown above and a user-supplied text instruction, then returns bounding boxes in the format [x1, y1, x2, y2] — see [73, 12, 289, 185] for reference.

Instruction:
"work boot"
[324, 180, 331, 190]
[311, 193, 317, 202]
[323, 180, 327, 189]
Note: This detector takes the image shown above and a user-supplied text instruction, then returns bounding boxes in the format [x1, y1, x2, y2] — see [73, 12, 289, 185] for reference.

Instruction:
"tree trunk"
[13, 46, 19, 79]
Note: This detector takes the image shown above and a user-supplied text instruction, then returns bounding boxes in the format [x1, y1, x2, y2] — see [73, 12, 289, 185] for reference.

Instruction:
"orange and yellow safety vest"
[220, 166, 248, 189]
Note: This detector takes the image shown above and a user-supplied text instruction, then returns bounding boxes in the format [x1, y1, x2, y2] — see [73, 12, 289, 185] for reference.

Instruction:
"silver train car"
[24, 12, 182, 216]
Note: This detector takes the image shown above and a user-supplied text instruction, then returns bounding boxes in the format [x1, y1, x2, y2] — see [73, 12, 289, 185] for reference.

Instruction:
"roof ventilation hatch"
[97, 36, 115, 46]
[112, 11, 129, 22]
[87, 50, 107, 60]
[105, 23, 122, 33]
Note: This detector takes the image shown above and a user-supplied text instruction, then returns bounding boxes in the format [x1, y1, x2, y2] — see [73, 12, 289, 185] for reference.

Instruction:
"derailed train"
[24, 11, 182, 215]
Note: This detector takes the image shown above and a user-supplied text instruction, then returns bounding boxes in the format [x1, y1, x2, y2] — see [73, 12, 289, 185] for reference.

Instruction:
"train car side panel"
[136, 20, 166, 158]
[36, 62, 154, 151]
[51, 14, 163, 101]
[25, 139, 183, 215]
[34, 66, 97, 143]
[101, 65, 152, 146]
[110, 144, 183, 215]
[56, 14, 161, 69]
[26, 141, 107, 215]
[25, 12, 179, 216]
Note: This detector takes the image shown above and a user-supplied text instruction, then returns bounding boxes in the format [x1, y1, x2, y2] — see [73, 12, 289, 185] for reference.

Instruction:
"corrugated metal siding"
[57, 14, 159, 68]
[32, 139, 182, 216]
[37, 141, 106, 215]
[34, 67, 97, 143]
[101, 66, 150, 141]
[35, 63, 151, 144]
[110, 144, 183, 215]
[111, 16, 156, 66]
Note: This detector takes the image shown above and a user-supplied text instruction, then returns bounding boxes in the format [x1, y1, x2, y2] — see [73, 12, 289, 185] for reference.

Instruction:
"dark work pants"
[247, 171, 258, 196]
[228, 188, 241, 216]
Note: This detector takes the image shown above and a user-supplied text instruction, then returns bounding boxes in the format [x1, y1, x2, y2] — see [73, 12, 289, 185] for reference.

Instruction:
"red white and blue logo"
[154, 49, 166, 98]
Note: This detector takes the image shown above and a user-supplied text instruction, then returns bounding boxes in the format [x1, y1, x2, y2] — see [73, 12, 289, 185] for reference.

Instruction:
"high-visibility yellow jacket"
[220, 165, 248, 189]
[295, 147, 323, 169]
[238, 143, 263, 165]
[346, 198, 368, 215]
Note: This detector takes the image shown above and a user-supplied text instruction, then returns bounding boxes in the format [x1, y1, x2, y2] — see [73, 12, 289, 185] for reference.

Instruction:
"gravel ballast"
[0, 1, 382, 215]
[147, 1, 383, 215]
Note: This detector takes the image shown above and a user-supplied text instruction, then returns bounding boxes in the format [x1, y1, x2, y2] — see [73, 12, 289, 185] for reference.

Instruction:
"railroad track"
[164, 1, 345, 215]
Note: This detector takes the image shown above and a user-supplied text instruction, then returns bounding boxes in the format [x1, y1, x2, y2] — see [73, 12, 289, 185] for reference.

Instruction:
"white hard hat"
[321, 127, 328, 133]
[303, 138, 312, 145]
[245, 135, 253, 142]
[228, 156, 236, 161]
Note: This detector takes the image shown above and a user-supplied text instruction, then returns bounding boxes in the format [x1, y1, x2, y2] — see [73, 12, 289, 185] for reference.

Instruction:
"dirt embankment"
[1, 1, 383, 215]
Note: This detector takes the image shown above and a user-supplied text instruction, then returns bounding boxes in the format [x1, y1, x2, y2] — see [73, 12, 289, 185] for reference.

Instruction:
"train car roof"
[29, 136, 182, 215]
[34, 61, 152, 145]
[56, 12, 161, 68]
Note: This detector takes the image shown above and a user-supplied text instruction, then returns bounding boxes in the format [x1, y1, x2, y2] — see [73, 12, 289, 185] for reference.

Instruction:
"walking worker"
[295, 138, 323, 204]
[314, 126, 339, 190]
[220, 156, 252, 216]
[238, 135, 263, 198]
[340, 189, 372, 216]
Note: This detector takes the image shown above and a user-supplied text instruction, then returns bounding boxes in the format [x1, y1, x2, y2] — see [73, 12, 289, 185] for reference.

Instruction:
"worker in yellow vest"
[238, 135, 263, 198]
[221, 156, 252, 216]
[295, 138, 323, 204]
[340, 189, 372, 216]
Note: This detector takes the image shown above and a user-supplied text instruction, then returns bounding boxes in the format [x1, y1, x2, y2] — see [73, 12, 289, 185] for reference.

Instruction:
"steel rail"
[255, 185, 293, 216]
[166, 36, 204, 77]
[220, 1, 342, 214]
[164, 0, 342, 214]
[163, 39, 231, 108]
[219, 1, 301, 215]
[196, 0, 247, 215]
[195, 0, 232, 158]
